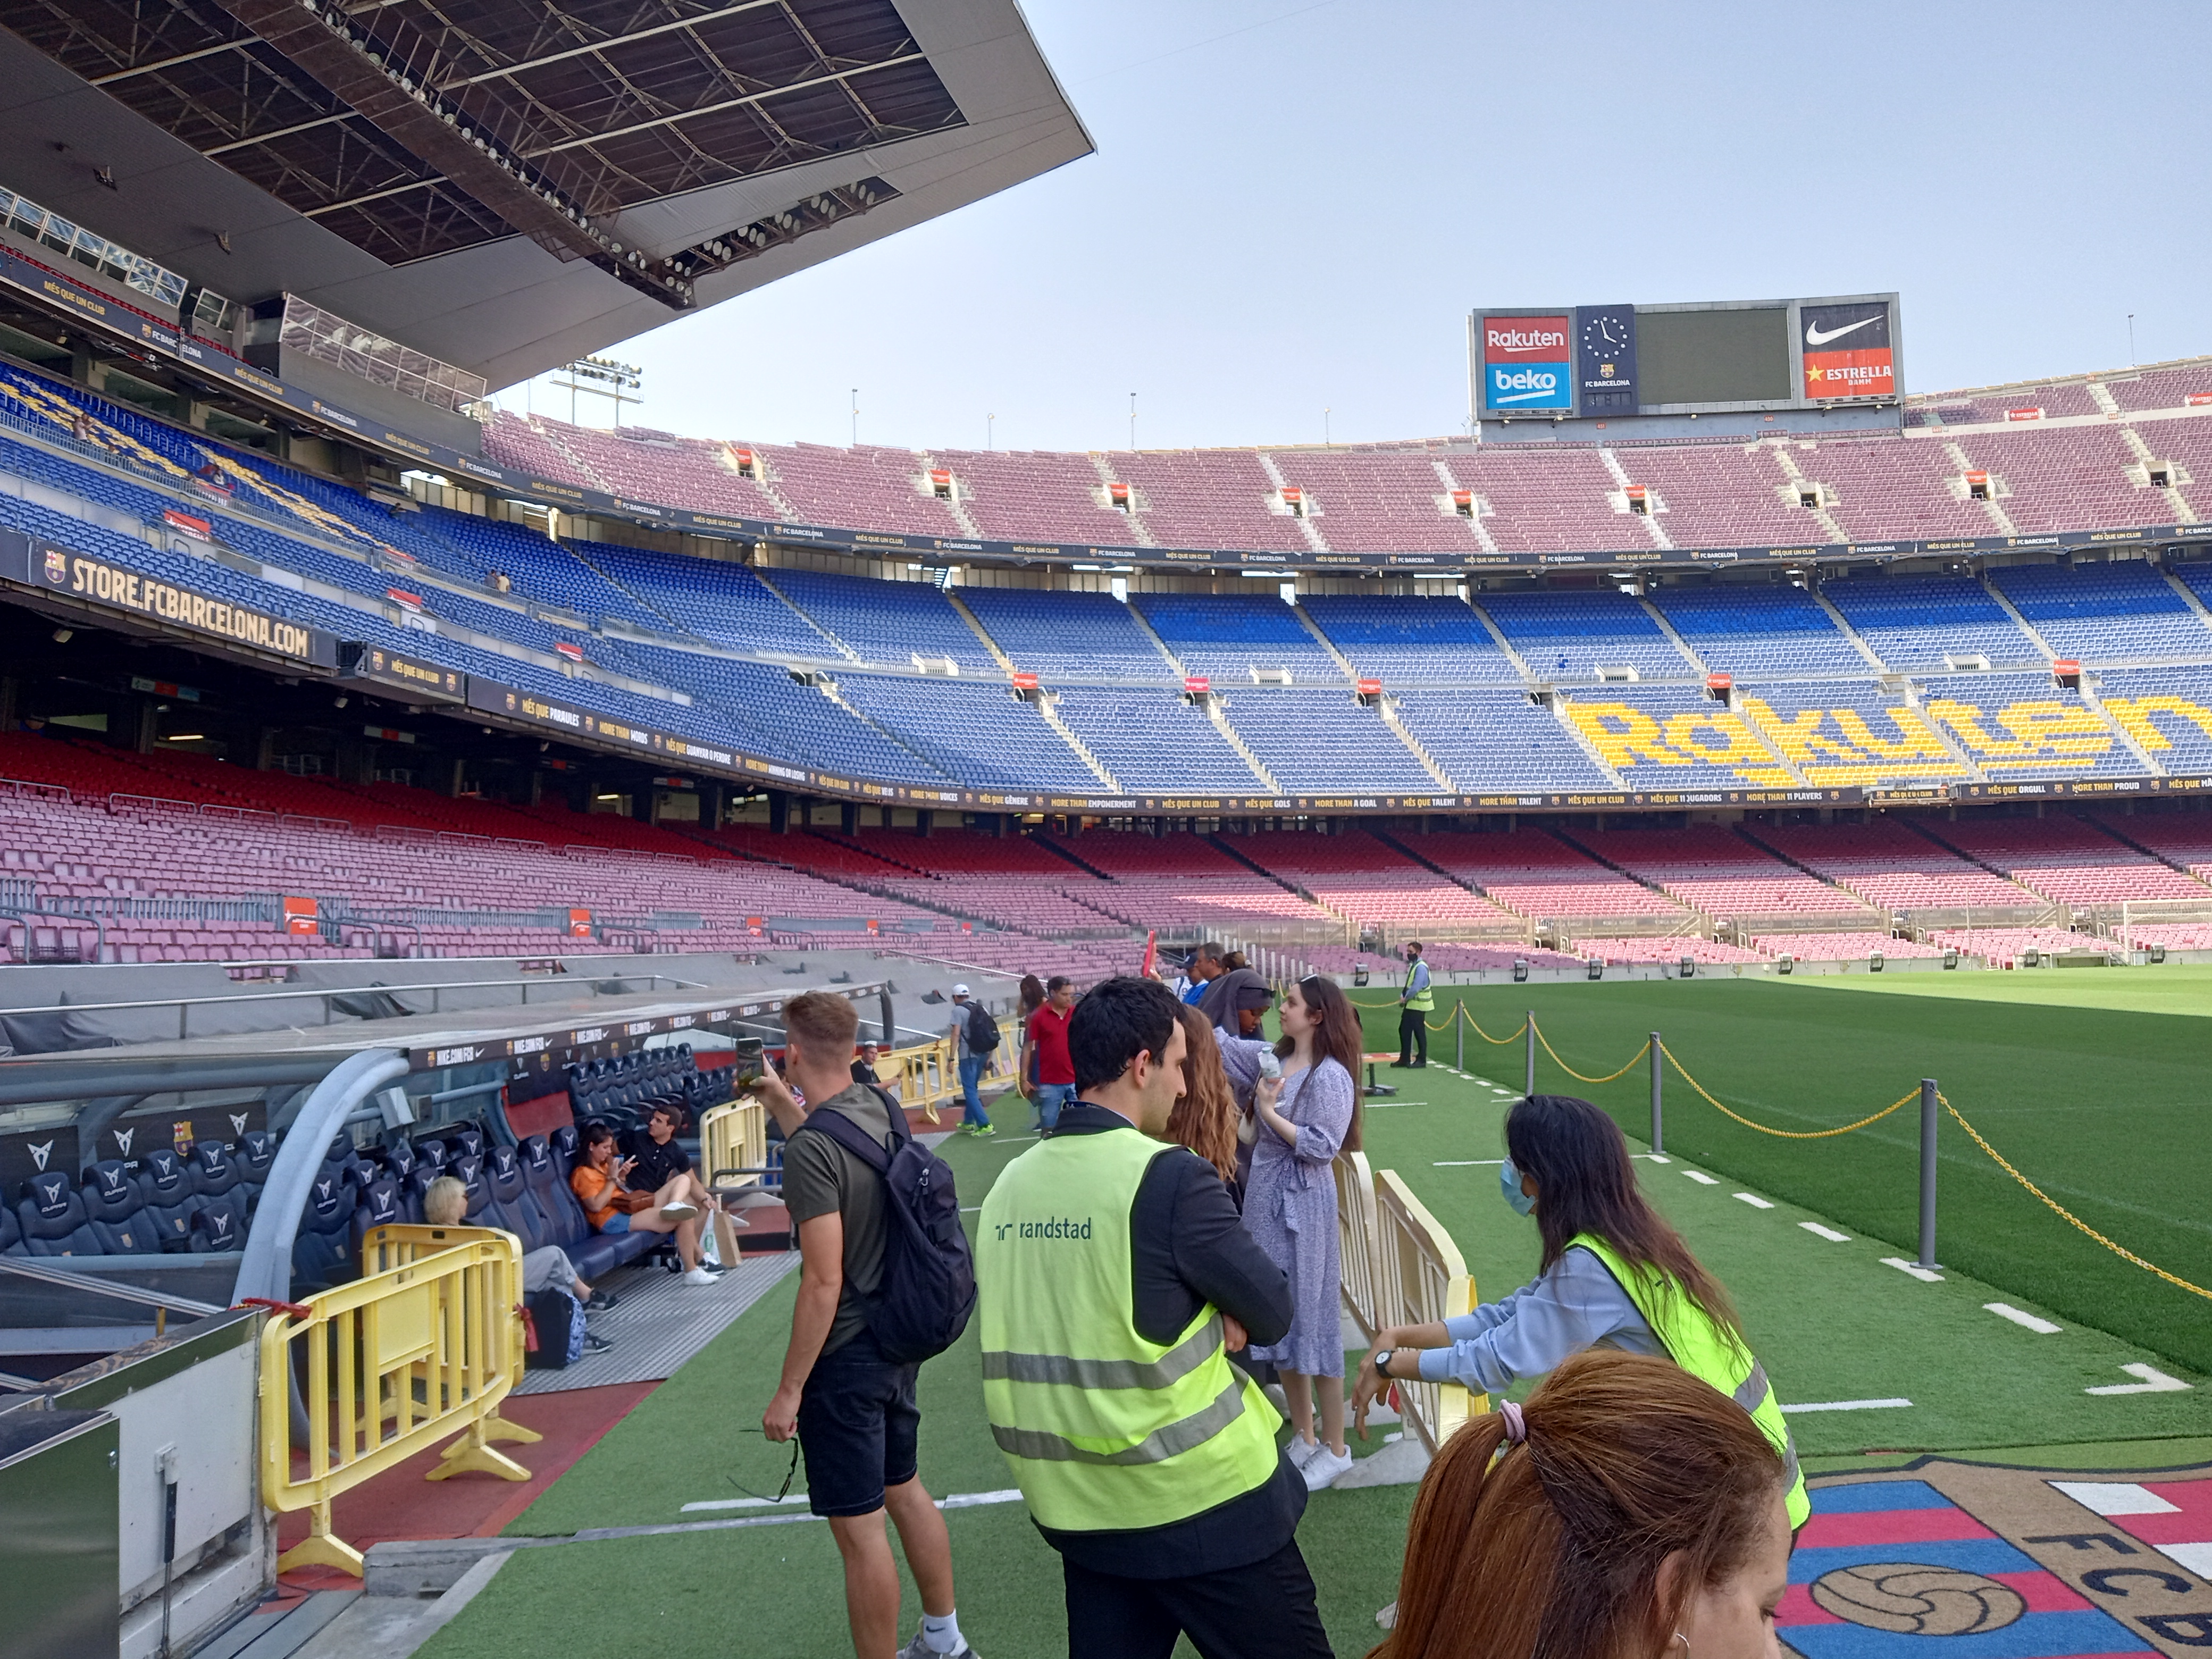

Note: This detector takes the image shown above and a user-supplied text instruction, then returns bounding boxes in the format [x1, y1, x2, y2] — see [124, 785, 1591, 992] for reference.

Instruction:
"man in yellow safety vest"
[977, 976, 1332, 1659]
[1394, 940, 1434, 1068]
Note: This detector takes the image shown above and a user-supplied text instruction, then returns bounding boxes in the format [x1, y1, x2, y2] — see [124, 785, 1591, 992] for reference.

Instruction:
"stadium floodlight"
[552, 356, 643, 426]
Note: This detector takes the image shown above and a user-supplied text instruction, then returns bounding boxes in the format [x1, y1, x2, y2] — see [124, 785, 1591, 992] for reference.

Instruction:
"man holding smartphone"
[757, 992, 977, 1659]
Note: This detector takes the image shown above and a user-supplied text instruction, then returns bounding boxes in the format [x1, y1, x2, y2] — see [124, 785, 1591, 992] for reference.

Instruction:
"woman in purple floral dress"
[1241, 974, 1366, 1490]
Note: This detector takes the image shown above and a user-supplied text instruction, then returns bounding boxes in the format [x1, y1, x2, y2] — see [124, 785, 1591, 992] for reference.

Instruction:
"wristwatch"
[1374, 1348, 1395, 1379]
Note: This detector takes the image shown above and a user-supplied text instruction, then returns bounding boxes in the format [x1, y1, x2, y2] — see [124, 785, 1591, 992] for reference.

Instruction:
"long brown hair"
[1163, 1005, 1238, 1182]
[1375, 1350, 1785, 1659]
[1275, 974, 1364, 1154]
[1018, 974, 1046, 1016]
[1507, 1094, 1741, 1341]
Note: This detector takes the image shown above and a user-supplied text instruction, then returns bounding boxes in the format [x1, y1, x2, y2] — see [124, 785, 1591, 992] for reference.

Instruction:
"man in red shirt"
[1019, 975, 1078, 1132]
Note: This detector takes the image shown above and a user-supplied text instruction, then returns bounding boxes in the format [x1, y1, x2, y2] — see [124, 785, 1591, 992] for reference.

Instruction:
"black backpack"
[963, 1001, 1001, 1053]
[796, 1087, 976, 1364]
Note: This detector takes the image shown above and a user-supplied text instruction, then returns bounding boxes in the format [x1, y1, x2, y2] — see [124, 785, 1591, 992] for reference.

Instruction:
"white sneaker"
[1302, 1445, 1354, 1490]
[1284, 1436, 1322, 1470]
[682, 1266, 717, 1286]
[660, 1201, 699, 1222]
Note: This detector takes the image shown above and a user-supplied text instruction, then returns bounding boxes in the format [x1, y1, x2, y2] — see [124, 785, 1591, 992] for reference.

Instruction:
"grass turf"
[1354, 973, 2212, 1375]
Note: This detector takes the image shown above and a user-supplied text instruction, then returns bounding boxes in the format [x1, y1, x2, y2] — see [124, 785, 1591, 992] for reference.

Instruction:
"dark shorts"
[795, 1330, 920, 1518]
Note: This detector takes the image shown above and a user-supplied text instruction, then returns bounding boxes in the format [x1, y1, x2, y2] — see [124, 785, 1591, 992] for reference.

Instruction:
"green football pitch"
[419, 970, 2211, 1659]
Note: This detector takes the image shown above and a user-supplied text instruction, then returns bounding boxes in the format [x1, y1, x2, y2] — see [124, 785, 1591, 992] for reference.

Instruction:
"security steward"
[977, 976, 1333, 1659]
[1394, 940, 1433, 1068]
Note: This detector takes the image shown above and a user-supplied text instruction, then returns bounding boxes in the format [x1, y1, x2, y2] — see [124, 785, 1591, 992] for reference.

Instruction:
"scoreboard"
[1469, 294, 1900, 422]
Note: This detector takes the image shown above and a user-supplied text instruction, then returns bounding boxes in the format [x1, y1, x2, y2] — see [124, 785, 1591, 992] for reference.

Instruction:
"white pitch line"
[1985, 1302, 2062, 1335]
[1682, 1170, 1720, 1186]
[1733, 1192, 1775, 1210]
[1643, 1153, 1671, 1164]
[2085, 1363, 2192, 1396]
[1782, 1397, 1914, 1413]
[684, 1488, 1026, 1516]
[1881, 1256, 1945, 1283]
[1434, 1159, 1504, 1167]
[1800, 1222, 1851, 1243]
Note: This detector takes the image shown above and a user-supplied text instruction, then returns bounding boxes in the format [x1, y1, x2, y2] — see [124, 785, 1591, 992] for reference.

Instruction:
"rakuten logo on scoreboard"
[1484, 314, 1571, 410]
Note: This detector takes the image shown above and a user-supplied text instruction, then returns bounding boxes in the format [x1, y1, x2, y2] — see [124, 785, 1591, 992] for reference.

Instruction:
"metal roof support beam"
[433, 0, 783, 90]
[207, 0, 626, 267]
[523, 50, 927, 158]
[87, 38, 251, 85]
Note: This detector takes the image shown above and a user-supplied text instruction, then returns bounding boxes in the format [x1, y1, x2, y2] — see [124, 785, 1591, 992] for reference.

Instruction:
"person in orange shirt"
[570, 1120, 718, 1286]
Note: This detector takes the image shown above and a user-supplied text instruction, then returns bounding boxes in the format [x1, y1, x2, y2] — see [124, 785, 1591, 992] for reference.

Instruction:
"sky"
[490, 0, 2212, 454]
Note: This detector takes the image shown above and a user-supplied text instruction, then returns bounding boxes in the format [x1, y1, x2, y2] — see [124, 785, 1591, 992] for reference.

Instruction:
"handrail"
[0, 971, 699, 1020]
[0, 1254, 225, 1316]
[1373, 1168, 1481, 1455]
[258, 1228, 539, 1576]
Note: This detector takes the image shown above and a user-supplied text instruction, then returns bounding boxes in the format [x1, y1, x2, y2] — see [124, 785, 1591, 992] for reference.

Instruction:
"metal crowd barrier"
[1372, 1170, 1483, 1454]
[258, 1227, 538, 1575]
[701, 1096, 769, 1190]
[1334, 1150, 1385, 1344]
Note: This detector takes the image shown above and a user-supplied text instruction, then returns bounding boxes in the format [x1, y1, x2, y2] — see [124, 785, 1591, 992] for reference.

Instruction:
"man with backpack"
[758, 991, 980, 1659]
[947, 984, 999, 1137]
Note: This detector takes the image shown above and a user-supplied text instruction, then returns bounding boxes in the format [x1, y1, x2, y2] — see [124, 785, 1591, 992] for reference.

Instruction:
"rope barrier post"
[1649, 1032, 1663, 1154]
[1455, 1000, 1464, 1071]
[1524, 1012, 1536, 1096]
[1918, 1078, 1939, 1269]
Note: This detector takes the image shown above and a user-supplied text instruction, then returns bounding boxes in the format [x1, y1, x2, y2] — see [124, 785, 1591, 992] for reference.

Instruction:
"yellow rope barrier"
[1660, 1042, 1917, 1139]
[1938, 1092, 2212, 1303]
[1531, 1021, 1651, 1086]
[1462, 1006, 1529, 1046]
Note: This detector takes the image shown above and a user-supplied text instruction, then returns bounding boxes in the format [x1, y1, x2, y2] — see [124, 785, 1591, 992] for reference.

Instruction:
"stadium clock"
[1581, 313, 1630, 362]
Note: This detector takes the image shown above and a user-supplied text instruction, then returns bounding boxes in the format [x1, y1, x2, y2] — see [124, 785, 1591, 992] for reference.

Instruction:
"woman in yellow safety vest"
[1351, 1093, 1808, 1529]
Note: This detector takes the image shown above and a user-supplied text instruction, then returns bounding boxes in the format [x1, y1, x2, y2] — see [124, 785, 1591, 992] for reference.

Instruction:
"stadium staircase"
[1204, 700, 1280, 791]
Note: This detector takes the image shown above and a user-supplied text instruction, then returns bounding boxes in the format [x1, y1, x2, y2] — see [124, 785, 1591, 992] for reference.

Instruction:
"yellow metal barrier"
[261, 1230, 536, 1576]
[1334, 1150, 1385, 1342]
[700, 1096, 768, 1189]
[883, 1018, 1020, 1126]
[1373, 1170, 1484, 1454]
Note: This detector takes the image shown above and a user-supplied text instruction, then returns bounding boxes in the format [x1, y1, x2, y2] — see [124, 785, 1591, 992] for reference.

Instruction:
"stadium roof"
[0, 0, 1089, 386]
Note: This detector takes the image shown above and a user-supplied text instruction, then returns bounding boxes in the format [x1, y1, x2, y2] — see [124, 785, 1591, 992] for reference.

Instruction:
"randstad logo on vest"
[993, 1214, 1094, 1241]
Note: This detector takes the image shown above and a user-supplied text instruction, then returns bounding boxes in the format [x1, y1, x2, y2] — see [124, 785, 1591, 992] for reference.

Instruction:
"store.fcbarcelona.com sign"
[1482, 314, 1572, 411]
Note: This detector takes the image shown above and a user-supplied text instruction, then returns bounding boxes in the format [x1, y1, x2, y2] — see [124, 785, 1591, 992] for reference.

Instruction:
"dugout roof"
[0, 0, 1089, 385]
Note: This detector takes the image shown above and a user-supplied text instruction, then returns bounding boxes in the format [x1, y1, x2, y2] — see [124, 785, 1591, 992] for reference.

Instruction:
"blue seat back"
[83, 1161, 156, 1255]
[20, 1171, 104, 1256]
[236, 1130, 276, 1189]
[520, 1136, 587, 1250]
[291, 1171, 358, 1289]
[136, 1150, 196, 1250]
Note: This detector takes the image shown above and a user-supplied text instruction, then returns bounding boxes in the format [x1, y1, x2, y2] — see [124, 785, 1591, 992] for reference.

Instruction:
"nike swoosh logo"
[1805, 315, 1882, 347]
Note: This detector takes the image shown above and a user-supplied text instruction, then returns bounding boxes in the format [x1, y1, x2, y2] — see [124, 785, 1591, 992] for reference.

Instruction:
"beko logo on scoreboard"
[1485, 320, 1568, 358]
[1488, 364, 1568, 406]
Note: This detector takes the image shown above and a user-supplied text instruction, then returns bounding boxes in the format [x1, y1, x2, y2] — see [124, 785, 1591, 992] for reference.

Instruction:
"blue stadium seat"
[188, 1143, 252, 1247]
[290, 1170, 359, 1290]
[135, 1150, 197, 1251]
[18, 1171, 104, 1256]
[350, 1177, 406, 1260]
[82, 1161, 158, 1255]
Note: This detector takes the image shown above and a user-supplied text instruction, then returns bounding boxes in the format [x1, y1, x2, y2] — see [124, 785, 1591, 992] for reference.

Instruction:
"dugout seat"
[0, 1204, 21, 1256]
[291, 1170, 358, 1291]
[350, 1178, 404, 1263]
[236, 1130, 276, 1195]
[188, 1144, 251, 1246]
[19, 1171, 105, 1256]
[480, 1144, 551, 1249]
[82, 1161, 158, 1255]
[136, 1150, 197, 1251]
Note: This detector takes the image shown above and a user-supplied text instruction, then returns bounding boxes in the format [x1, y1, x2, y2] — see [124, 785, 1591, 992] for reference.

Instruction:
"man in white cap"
[947, 984, 997, 1137]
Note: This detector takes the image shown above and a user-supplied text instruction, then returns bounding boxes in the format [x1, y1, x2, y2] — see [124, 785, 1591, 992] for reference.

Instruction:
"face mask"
[1499, 1157, 1537, 1217]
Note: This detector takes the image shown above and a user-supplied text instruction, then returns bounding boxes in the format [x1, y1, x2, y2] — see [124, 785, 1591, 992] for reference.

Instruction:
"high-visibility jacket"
[1402, 960, 1434, 1012]
[1568, 1232, 1809, 1528]
[977, 1126, 1281, 1533]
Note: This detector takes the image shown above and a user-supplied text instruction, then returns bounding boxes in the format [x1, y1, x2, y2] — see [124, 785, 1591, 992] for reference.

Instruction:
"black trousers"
[1398, 1007, 1427, 1065]
[1063, 1539, 1335, 1659]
